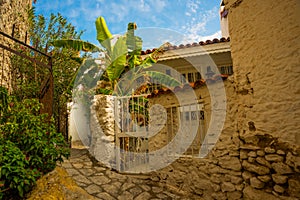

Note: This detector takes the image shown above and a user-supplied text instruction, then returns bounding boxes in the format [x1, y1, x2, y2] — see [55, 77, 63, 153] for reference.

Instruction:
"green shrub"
[0, 87, 70, 199]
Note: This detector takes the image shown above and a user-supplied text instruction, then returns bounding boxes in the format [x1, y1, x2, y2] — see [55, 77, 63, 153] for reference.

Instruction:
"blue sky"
[34, 0, 222, 49]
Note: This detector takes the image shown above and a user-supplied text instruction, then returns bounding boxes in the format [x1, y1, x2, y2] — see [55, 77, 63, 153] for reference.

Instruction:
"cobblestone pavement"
[60, 148, 200, 200]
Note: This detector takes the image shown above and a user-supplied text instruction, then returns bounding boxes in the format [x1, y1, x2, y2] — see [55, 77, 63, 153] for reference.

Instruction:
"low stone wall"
[89, 95, 116, 168]
[240, 134, 300, 199]
[151, 134, 300, 200]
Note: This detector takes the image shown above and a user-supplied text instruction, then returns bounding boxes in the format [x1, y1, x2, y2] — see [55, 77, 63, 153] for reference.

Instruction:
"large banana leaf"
[95, 17, 113, 53]
[126, 22, 143, 69]
[106, 36, 127, 84]
[126, 23, 142, 55]
[116, 70, 182, 95]
[50, 39, 101, 52]
[143, 71, 182, 87]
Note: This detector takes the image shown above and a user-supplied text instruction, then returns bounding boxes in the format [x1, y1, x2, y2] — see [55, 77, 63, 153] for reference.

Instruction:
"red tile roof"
[141, 37, 230, 55]
[139, 74, 229, 98]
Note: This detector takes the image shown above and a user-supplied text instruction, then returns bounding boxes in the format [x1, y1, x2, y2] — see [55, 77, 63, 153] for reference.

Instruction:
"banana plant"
[51, 16, 182, 95]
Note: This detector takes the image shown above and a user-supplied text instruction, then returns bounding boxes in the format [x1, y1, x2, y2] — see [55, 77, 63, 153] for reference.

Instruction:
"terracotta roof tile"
[141, 37, 230, 55]
[144, 74, 229, 98]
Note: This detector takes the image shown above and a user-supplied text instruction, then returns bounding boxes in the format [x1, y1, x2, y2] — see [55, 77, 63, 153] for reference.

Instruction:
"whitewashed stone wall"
[89, 95, 116, 168]
[69, 101, 90, 146]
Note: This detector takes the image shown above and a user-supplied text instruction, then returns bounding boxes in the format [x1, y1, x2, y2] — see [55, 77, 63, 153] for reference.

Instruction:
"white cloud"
[108, 3, 129, 23]
[182, 30, 222, 44]
[149, 0, 167, 12]
[186, 0, 201, 13]
[185, 12, 191, 16]
[72, 1, 103, 22]
[198, 30, 222, 41]
[138, 0, 151, 12]
[181, 6, 220, 43]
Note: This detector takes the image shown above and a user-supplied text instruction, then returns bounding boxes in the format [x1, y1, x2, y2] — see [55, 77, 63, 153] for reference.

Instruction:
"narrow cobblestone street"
[60, 148, 201, 200]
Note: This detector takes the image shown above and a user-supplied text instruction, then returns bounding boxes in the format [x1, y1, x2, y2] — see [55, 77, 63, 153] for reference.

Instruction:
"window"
[191, 111, 197, 120]
[219, 66, 233, 75]
[188, 73, 194, 82]
[181, 73, 187, 83]
[182, 72, 202, 83]
[195, 72, 202, 81]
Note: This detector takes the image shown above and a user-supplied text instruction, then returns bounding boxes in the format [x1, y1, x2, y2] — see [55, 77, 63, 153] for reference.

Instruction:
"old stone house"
[88, 0, 300, 199]
[147, 0, 300, 199]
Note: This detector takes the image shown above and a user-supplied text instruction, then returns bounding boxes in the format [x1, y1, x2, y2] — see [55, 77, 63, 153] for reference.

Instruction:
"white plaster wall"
[68, 101, 90, 146]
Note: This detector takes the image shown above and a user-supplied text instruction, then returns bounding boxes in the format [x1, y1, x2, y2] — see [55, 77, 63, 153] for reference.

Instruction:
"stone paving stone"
[83, 161, 93, 168]
[163, 191, 181, 199]
[94, 166, 107, 172]
[63, 148, 194, 200]
[152, 186, 163, 193]
[70, 158, 85, 163]
[121, 182, 135, 191]
[155, 193, 169, 199]
[106, 170, 128, 181]
[76, 181, 88, 187]
[129, 187, 143, 197]
[132, 179, 146, 184]
[112, 181, 122, 189]
[96, 192, 116, 200]
[65, 168, 81, 176]
[60, 161, 73, 168]
[89, 175, 111, 185]
[102, 184, 120, 197]
[80, 155, 91, 161]
[94, 172, 105, 176]
[73, 163, 84, 169]
[140, 184, 151, 191]
[117, 191, 134, 200]
[79, 168, 96, 176]
[72, 174, 92, 184]
[85, 184, 103, 194]
[135, 191, 152, 200]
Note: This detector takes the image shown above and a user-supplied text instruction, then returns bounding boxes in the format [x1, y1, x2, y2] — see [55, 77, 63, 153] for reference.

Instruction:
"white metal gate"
[115, 95, 207, 172]
[115, 94, 150, 173]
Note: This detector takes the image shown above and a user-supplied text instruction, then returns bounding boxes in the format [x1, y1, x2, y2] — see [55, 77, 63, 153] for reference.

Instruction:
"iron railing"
[0, 30, 53, 117]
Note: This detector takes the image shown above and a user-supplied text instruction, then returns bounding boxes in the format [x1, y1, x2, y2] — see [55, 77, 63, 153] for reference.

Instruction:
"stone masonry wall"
[224, 0, 300, 145]
[90, 95, 116, 168]
[150, 79, 245, 200]
[0, 0, 32, 90]
[148, 82, 212, 153]
[150, 81, 300, 199]
[225, 0, 300, 198]
[149, 1, 300, 199]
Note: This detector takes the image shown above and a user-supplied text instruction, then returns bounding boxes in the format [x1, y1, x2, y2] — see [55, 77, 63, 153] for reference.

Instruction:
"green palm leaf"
[106, 36, 127, 84]
[143, 71, 181, 87]
[95, 17, 113, 53]
[50, 39, 101, 52]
